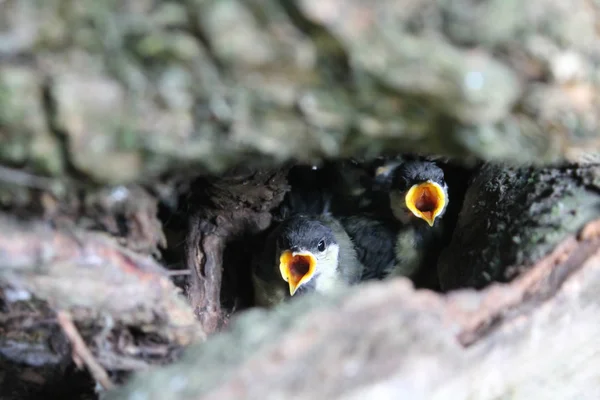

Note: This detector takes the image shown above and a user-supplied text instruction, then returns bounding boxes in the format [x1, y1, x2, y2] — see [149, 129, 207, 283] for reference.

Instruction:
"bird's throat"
[414, 191, 437, 213]
[405, 181, 446, 226]
[279, 251, 317, 295]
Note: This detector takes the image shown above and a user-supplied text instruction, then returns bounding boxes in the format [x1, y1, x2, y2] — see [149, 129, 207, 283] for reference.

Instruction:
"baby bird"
[252, 159, 451, 306]
[252, 214, 363, 308]
[376, 159, 450, 286]
[387, 160, 449, 228]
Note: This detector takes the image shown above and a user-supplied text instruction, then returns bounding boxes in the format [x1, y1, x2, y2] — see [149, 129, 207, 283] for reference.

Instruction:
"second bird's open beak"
[405, 180, 446, 227]
[279, 250, 317, 296]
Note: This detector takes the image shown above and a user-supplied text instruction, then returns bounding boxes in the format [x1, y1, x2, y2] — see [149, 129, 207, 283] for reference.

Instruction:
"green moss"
[116, 126, 139, 151]
[0, 67, 64, 174]
[440, 164, 600, 289]
[0, 140, 28, 164]
[135, 32, 203, 62]
[0, 84, 25, 126]
[29, 135, 64, 176]
[150, 3, 189, 28]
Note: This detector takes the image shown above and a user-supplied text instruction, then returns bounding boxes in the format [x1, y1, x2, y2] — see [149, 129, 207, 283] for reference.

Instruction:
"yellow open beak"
[405, 180, 446, 227]
[279, 250, 317, 296]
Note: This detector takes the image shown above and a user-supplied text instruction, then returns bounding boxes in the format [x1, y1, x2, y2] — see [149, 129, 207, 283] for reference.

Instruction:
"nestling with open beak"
[388, 161, 449, 228]
[368, 159, 450, 285]
[252, 214, 363, 308]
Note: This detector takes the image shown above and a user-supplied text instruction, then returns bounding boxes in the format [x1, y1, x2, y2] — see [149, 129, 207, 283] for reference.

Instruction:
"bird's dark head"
[388, 161, 449, 227]
[274, 215, 341, 296]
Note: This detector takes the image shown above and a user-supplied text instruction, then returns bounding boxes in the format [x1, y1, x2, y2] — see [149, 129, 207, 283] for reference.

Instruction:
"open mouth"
[405, 181, 446, 227]
[279, 251, 317, 296]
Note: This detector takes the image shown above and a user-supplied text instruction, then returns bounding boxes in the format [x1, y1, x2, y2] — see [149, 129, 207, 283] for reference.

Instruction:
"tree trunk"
[438, 163, 600, 290]
[1, 0, 600, 398]
[1, 0, 599, 192]
[108, 218, 600, 400]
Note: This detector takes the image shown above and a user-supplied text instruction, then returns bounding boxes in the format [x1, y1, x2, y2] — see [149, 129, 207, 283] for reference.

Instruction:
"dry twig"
[56, 310, 115, 390]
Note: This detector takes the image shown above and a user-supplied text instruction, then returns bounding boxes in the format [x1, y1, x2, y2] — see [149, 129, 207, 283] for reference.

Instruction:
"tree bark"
[184, 168, 289, 335]
[438, 163, 600, 290]
[0, 213, 202, 372]
[107, 218, 600, 400]
[1, 0, 600, 194]
[103, 163, 600, 399]
[2, 0, 600, 398]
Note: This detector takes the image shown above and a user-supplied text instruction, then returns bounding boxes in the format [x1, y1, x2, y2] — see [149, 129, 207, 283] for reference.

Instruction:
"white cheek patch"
[314, 244, 341, 292]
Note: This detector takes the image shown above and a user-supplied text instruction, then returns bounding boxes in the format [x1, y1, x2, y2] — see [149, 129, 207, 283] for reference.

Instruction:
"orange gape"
[279, 250, 317, 295]
[405, 181, 446, 226]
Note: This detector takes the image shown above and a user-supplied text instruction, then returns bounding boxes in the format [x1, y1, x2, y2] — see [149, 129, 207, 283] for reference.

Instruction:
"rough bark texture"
[1, 0, 600, 198]
[438, 163, 600, 290]
[103, 161, 600, 399]
[184, 168, 289, 334]
[107, 218, 600, 400]
[2, 0, 600, 398]
[0, 213, 202, 373]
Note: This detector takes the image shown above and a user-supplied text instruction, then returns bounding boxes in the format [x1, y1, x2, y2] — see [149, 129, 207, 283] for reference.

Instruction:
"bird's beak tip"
[288, 283, 298, 296]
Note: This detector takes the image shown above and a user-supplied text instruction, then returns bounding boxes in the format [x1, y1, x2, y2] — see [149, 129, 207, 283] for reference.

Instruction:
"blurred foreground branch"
[108, 218, 600, 400]
[0, 0, 599, 192]
[0, 214, 203, 375]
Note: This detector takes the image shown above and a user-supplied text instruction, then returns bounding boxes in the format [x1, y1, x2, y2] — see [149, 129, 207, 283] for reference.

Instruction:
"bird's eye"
[317, 240, 326, 252]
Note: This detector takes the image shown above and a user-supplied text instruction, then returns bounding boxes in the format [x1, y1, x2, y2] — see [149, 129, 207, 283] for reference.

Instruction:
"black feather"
[391, 161, 446, 192]
[340, 215, 397, 280]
